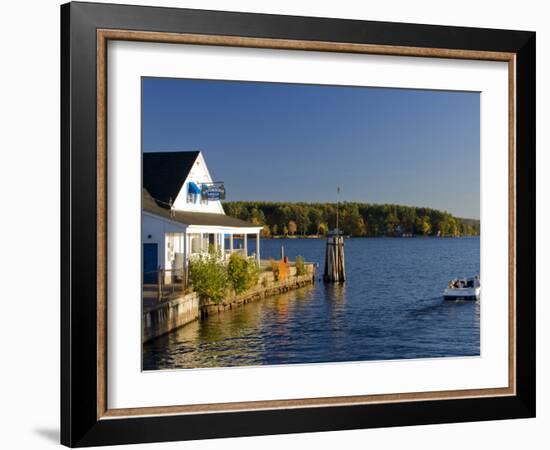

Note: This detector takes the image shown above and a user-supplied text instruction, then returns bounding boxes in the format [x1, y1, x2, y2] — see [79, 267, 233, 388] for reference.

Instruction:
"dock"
[143, 261, 315, 343]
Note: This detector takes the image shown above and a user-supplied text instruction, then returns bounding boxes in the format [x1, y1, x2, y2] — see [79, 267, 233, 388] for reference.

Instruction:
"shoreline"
[143, 263, 316, 343]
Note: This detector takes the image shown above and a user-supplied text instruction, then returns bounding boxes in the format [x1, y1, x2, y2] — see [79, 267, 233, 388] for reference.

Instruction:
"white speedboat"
[443, 276, 480, 301]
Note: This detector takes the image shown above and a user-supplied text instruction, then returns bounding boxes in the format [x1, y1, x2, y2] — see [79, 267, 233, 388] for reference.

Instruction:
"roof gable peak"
[142, 150, 201, 206]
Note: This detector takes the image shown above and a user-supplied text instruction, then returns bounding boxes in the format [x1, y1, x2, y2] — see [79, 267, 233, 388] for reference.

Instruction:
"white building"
[142, 151, 263, 284]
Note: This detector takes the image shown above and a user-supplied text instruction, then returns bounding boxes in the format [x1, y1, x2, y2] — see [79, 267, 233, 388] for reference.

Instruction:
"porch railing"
[143, 268, 187, 304]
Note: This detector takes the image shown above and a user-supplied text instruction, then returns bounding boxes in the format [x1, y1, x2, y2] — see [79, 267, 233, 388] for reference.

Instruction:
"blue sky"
[142, 78, 480, 219]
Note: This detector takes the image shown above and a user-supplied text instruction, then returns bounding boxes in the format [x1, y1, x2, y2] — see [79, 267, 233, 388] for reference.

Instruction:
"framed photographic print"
[61, 1, 536, 447]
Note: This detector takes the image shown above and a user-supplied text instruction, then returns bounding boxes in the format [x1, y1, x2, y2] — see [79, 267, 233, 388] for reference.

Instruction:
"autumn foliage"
[270, 259, 289, 281]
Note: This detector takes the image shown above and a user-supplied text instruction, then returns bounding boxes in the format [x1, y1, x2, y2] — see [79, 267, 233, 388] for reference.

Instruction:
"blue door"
[143, 243, 158, 284]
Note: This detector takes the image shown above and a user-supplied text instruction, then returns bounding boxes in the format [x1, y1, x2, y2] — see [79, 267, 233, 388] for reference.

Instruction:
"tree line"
[223, 201, 480, 238]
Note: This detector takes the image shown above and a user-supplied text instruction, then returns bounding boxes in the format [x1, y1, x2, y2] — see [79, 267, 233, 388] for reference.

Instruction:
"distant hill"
[223, 201, 480, 238]
[457, 217, 481, 227]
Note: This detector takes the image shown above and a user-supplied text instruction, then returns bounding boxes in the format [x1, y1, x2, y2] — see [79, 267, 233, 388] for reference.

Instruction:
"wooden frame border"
[62, 2, 535, 446]
[96, 29, 516, 419]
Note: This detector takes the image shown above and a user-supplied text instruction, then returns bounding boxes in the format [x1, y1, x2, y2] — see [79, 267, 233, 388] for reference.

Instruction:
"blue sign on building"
[202, 182, 226, 200]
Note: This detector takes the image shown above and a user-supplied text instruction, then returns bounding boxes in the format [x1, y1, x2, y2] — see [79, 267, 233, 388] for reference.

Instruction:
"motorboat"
[443, 276, 480, 301]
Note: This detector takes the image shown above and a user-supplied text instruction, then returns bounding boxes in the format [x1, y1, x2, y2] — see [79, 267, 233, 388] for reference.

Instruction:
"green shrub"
[269, 259, 279, 280]
[228, 253, 260, 294]
[295, 255, 307, 276]
[188, 251, 228, 303]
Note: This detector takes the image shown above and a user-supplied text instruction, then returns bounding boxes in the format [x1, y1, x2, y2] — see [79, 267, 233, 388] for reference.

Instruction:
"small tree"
[227, 253, 260, 294]
[295, 208, 311, 236]
[270, 259, 289, 281]
[250, 207, 265, 225]
[348, 213, 367, 237]
[260, 224, 271, 238]
[415, 215, 432, 236]
[448, 217, 459, 237]
[295, 255, 307, 276]
[188, 250, 228, 303]
[287, 220, 297, 236]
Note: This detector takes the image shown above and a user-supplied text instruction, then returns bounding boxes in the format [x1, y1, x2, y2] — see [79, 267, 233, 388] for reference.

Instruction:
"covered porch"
[165, 225, 263, 285]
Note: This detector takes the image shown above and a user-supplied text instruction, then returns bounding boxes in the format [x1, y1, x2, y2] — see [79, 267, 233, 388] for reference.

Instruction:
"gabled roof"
[143, 151, 200, 206]
[143, 189, 262, 229]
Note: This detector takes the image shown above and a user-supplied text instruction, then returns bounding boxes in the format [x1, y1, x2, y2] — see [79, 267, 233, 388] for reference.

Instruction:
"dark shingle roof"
[143, 151, 200, 206]
[143, 189, 261, 229]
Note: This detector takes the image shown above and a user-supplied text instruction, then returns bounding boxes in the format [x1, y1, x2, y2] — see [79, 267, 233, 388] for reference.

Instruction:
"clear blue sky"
[142, 77, 480, 219]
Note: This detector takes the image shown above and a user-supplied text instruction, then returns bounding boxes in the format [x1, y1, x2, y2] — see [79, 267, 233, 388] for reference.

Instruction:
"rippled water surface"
[143, 237, 480, 370]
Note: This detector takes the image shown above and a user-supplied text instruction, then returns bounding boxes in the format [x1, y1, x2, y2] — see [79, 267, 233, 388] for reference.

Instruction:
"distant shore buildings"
[142, 151, 262, 284]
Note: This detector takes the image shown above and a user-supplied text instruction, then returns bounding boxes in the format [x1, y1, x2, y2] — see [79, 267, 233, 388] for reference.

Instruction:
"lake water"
[143, 237, 480, 370]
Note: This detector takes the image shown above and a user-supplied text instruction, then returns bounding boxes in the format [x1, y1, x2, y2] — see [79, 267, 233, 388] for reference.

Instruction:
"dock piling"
[323, 230, 346, 283]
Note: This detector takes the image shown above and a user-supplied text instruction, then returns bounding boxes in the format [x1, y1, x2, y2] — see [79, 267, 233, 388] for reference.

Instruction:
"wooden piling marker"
[323, 230, 346, 283]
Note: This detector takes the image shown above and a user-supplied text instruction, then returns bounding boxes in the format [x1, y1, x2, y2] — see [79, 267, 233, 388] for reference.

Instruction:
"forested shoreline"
[223, 201, 480, 238]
